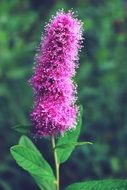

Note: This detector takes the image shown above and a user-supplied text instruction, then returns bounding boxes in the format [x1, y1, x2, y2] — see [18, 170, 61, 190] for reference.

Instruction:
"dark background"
[0, 0, 127, 189]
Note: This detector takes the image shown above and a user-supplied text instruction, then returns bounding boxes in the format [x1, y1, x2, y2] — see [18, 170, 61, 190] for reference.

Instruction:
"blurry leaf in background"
[11, 124, 31, 134]
[0, 180, 12, 190]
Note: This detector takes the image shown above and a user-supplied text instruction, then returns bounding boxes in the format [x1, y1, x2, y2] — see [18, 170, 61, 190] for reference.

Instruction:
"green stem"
[52, 136, 60, 190]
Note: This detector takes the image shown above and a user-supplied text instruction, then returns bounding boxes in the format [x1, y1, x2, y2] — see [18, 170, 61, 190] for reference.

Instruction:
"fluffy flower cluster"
[30, 10, 83, 136]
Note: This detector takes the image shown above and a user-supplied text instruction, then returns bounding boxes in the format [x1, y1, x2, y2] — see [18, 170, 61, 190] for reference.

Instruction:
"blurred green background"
[0, 0, 127, 189]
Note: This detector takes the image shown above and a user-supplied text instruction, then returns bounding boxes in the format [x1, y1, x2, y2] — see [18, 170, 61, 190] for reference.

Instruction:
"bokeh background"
[0, 0, 127, 189]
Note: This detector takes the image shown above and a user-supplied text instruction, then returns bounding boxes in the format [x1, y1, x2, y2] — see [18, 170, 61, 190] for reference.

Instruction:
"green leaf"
[19, 136, 54, 176]
[56, 105, 83, 163]
[31, 174, 56, 190]
[10, 136, 56, 190]
[11, 124, 31, 134]
[65, 179, 127, 190]
[10, 145, 53, 178]
[55, 141, 93, 149]
[19, 135, 40, 154]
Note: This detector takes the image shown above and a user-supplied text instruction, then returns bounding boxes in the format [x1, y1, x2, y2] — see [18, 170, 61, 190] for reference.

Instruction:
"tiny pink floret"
[30, 10, 83, 136]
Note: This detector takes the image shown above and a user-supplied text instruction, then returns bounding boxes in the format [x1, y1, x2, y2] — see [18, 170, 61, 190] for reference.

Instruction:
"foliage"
[11, 136, 56, 190]
[10, 110, 127, 190]
[65, 180, 127, 190]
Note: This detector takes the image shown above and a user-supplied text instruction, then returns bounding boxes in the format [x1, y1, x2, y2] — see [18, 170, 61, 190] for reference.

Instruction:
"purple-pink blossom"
[30, 10, 83, 136]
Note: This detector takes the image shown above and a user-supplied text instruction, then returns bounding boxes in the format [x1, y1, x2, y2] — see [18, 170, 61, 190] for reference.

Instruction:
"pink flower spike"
[30, 10, 83, 136]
